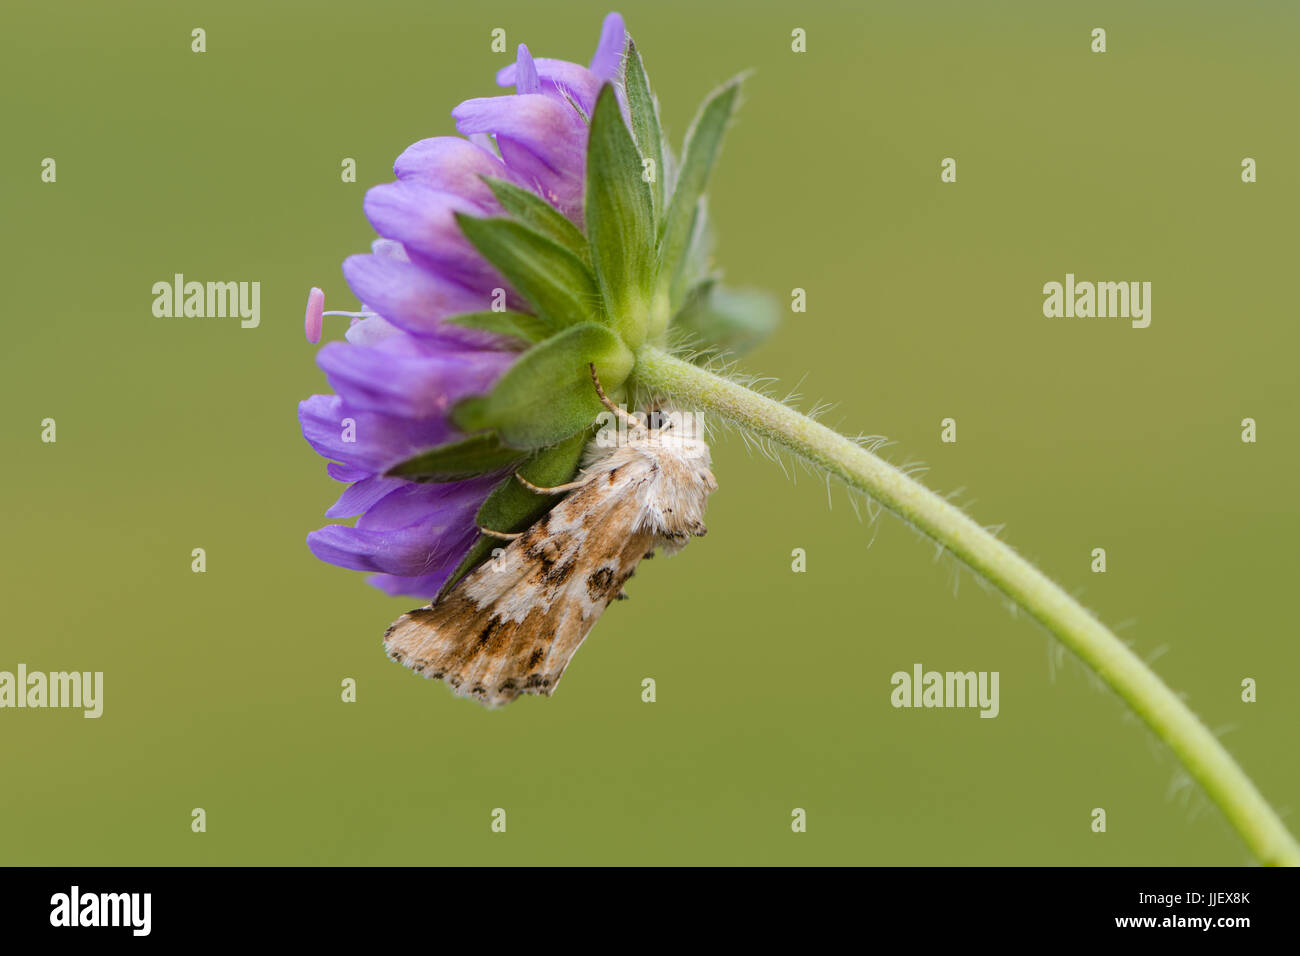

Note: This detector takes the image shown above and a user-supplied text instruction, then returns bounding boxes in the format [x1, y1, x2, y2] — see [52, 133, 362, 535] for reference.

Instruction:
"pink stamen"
[305, 286, 379, 343]
[304, 287, 325, 343]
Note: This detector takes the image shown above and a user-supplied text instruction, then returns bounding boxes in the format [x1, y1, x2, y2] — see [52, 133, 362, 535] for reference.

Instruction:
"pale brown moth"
[383, 370, 717, 708]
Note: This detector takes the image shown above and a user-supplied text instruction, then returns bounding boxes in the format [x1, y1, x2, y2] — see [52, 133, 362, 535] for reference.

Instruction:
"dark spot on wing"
[545, 557, 577, 587]
[473, 617, 502, 654]
[587, 566, 616, 600]
[525, 541, 557, 572]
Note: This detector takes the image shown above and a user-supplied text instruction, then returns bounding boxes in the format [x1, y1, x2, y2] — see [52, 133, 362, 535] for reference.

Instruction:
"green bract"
[386, 40, 774, 588]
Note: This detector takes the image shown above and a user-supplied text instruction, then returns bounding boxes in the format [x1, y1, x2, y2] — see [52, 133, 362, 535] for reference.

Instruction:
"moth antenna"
[589, 363, 645, 434]
[477, 526, 522, 541]
[515, 473, 588, 495]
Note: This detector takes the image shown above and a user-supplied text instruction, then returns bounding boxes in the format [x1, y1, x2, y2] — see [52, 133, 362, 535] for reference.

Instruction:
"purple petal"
[363, 181, 509, 289]
[306, 524, 443, 577]
[325, 475, 407, 518]
[341, 253, 498, 343]
[368, 569, 459, 599]
[515, 44, 540, 95]
[452, 95, 586, 214]
[355, 476, 500, 532]
[343, 314, 402, 347]
[589, 12, 627, 82]
[306, 476, 499, 577]
[371, 238, 409, 261]
[299, 395, 455, 474]
[393, 136, 516, 209]
[496, 59, 602, 116]
[315, 341, 510, 419]
[327, 462, 370, 483]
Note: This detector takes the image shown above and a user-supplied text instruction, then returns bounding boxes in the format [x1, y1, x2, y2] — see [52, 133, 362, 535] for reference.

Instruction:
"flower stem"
[634, 346, 1299, 866]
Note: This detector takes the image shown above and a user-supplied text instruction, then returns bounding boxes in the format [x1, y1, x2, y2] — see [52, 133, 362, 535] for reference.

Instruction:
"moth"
[383, 372, 717, 708]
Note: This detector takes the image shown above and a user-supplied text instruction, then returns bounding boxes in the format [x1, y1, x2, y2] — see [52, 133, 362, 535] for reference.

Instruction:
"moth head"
[637, 407, 711, 463]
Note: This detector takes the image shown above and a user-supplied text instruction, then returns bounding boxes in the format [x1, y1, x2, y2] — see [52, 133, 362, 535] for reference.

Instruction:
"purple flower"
[299, 14, 627, 598]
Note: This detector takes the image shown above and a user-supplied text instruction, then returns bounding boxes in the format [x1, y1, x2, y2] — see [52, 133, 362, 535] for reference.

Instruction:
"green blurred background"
[3, 0, 1296, 865]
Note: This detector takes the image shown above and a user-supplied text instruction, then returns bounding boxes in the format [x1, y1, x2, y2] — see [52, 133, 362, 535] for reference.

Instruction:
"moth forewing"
[383, 421, 716, 708]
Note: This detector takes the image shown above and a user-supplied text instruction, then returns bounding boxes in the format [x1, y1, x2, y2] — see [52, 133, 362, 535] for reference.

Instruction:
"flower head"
[300, 12, 772, 599]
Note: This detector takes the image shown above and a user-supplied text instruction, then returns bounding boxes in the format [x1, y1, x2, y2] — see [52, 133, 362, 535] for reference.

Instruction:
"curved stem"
[635, 346, 1299, 866]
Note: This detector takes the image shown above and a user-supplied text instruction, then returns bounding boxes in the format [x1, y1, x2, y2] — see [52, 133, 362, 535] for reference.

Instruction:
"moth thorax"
[638, 452, 715, 549]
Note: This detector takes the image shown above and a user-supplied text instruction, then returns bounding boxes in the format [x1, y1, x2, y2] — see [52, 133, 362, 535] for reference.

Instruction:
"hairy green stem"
[634, 346, 1298, 866]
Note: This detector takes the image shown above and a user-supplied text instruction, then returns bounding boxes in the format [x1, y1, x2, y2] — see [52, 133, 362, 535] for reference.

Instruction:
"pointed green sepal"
[658, 76, 743, 303]
[452, 321, 634, 449]
[623, 38, 666, 223]
[585, 84, 656, 346]
[444, 310, 557, 347]
[383, 432, 527, 483]
[481, 177, 590, 263]
[668, 198, 717, 312]
[455, 214, 602, 329]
